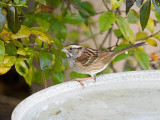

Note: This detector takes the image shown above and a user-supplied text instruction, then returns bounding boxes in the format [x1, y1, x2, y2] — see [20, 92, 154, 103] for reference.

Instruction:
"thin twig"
[80, 32, 100, 43]
[110, 63, 117, 72]
[42, 70, 47, 88]
[107, 38, 120, 50]
[102, 0, 111, 11]
[137, 30, 160, 41]
[108, 29, 113, 48]
[99, 28, 112, 49]
[93, 11, 105, 16]
[88, 21, 98, 49]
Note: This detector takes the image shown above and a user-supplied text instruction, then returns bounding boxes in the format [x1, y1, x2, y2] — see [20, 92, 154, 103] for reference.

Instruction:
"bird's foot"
[72, 77, 92, 86]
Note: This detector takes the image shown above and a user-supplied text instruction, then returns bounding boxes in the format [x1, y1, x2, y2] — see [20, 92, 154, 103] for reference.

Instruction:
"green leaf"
[76, 1, 95, 16]
[39, 51, 53, 70]
[35, 0, 46, 5]
[98, 12, 116, 34]
[14, 0, 21, 4]
[145, 38, 157, 46]
[134, 48, 149, 70]
[136, 0, 143, 7]
[25, 56, 34, 85]
[5, 43, 17, 56]
[155, 10, 160, 23]
[63, 13, 85, 25]
[67, 31, 80, 43]
[12, 25, 52, 45]
[111, 0, 124, 10]
[36, 17, 50, 31]
[51, 19, 67, 42]
[6, 6, 20, 34]
[52, 71, 65, 85]
[152, 0, 160, 13]
[112, 44, 133, 63]
[23, 15, 36, 27]
[117, 15, 135, 43]
[127, 9, 139, 23]
[146, 17, 154, 33]
[52, 57, 65, 72]
[30, 27, 52, 45]
[13, 40, 23, 48]
[15, 58, 29, 78]
[136, 32, 148, 40]
[124, 59, 136, 71]
[35, 13, 53, 22]
[113, 29, 123, 37]
[0, 8, 5, 33]
[126, 0, 136, 14]
[32, 68, 51, 83]
[70, 71, 88, 79]
[12, 25, 31, 39]
[140, 0, 151, 31]
[21, 38, 29, 46]
[153, 32, 160, 41]
[17, 48, 27, 55]
[54, 38, 63, 50]
[3, 55, 16, 67]
[0, 40, 5, 64]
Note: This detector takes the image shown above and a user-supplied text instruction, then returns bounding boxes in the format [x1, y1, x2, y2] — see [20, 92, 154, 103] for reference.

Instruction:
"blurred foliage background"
[0, 0, 160, 119]
[0, 0, 160, 86]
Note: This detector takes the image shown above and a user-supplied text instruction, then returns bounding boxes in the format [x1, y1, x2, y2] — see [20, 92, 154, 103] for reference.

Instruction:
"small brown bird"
[61, 42, 145, 85]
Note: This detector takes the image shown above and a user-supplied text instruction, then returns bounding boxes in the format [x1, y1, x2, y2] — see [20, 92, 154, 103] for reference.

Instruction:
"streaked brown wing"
[76, 48, 111, 66]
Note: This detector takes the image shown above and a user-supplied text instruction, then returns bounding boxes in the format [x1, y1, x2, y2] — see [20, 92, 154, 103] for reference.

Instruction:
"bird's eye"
[70, 48, 72, 50]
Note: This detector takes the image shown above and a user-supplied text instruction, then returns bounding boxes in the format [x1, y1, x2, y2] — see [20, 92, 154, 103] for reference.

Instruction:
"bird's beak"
[60, 48, 67, 53]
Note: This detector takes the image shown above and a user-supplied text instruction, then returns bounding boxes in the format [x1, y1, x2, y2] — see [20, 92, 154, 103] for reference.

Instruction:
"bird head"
[61, 44, 83, 58]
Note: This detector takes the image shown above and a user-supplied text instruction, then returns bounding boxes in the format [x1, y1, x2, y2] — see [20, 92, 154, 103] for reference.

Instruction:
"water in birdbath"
[12, 71, 160, 120]
[23, 85, 160, 120]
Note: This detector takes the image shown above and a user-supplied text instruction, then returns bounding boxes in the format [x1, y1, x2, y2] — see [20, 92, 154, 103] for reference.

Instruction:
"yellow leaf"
[35, 3, 54, 14]
[11, 25, 52, 45]
[151, 3, 155, 9]
[146, 17, 154, 33]
[0, 64, 11, 75]
[30, 27, 52, 45]
[0, 27, 12, 42]
[136, 32, 148, 40]
[111, 0, 124, 10]
[80, 24, 89, 32]
[150, 53, 158, 61]
[145, 38, 157, 47]
[153, 32, 160, 41]
[11, 25, 30, 39]
[136, 21, 141, 26]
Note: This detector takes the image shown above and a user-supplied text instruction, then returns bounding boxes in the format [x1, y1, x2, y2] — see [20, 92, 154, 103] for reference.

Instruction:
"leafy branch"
[0, 0, 160, 87]
[0, 1, 25, 7]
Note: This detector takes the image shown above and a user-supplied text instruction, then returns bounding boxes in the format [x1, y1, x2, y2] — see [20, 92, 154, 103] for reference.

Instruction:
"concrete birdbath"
[12, 70, 160, 120]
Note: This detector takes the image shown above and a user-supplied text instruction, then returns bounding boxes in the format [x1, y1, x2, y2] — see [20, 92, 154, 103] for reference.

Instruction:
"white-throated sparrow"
[61, 42, 145, 85]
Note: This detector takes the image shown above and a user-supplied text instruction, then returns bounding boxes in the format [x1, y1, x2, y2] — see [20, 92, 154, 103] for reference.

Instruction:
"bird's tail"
[114, 42, 146, 55]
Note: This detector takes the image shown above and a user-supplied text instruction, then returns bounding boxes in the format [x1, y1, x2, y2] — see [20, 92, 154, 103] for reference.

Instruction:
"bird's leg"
[72, 77, 92, 86]
[94, 75, 96, 82]
[91, 74, 96, 82]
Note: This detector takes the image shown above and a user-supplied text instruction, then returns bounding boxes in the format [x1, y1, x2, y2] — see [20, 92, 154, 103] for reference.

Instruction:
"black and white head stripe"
[65, 44, 82, 49]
